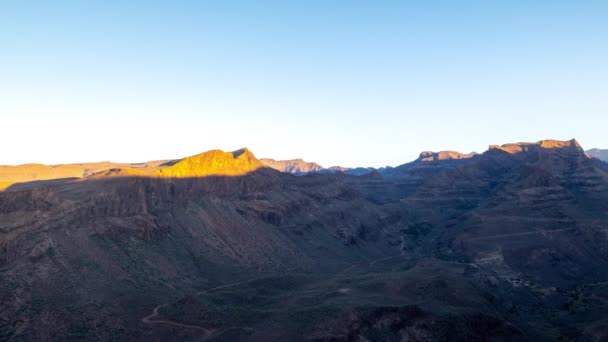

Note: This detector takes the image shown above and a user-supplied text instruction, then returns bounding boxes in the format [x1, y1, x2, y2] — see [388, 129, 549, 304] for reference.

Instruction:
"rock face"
[1, 139, 607, 341]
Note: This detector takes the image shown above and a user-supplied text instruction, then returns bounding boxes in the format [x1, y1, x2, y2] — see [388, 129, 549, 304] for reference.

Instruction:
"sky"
[1, 1, 607, 168]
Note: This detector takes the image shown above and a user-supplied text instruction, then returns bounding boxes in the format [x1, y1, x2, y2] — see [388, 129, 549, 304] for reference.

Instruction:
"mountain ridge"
[2, 139, 593, 185]
[489, 138, 583, 154]
[2, 138, 608, 340]
[159, 148, 268, 177]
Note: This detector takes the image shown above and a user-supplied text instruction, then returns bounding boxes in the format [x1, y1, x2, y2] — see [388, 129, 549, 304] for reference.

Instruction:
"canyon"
[1, 139, 607, 341]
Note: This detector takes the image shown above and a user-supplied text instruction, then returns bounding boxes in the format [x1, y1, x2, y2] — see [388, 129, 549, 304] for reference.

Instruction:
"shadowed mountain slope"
[1, 139, 607, 341]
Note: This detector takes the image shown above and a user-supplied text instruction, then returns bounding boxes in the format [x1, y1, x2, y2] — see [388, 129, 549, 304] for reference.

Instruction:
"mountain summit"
[159, 148, 266, 177]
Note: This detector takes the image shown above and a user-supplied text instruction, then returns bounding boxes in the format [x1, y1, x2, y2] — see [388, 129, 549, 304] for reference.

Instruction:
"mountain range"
[1, 139, 608, 341]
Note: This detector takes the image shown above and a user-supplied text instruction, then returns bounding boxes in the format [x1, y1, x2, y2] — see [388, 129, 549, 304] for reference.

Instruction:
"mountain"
[0, 160, 169, 190]
[260, 158, 374, 176]
[260, 158, 324, 175]
[586, 148, 608, 162]
[417, 150, 476, 162]
[0, 149, 269, 190]
[160, 148, 267, 177]
[1, 139, 608, 341]
[261, 150, 477, 177]
[374, 149, 479, 199]
[401, 139, 608, 282]
[382, 149, 477, 176]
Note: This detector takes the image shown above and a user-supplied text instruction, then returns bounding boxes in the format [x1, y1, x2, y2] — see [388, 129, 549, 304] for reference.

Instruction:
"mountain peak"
[231, 147, 253, 158]
[159, 148, 265, 177]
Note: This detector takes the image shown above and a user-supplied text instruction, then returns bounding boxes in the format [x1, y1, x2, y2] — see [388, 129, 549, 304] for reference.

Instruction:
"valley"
[1, 139, 607, 341]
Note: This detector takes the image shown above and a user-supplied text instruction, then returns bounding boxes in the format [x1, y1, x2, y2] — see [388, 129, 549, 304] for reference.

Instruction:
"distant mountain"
[261, 151, 477, 177]
[260, 158, 324, 175]
[2, 139, 608, 340]
[378, 149, 477, 179]
[331, 166, 376, 176]
[417, 150, 476, 162]
[586, 148, 608, 162]
[0, 160, 169, 190]
[261, 158, 375, 176]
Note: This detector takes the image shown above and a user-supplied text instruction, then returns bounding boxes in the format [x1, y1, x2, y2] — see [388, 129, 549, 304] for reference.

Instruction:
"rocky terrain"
[1, 139, 607, 341]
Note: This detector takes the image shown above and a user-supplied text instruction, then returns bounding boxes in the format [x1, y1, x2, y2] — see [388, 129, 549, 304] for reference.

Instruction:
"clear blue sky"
[1, 1, 606, 167]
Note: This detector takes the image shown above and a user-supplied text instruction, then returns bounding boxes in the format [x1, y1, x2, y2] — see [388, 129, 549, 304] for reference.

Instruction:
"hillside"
[1, 139, 607, 341]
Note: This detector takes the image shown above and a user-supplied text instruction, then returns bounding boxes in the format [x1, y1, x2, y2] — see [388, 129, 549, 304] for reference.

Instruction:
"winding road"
[141, 277, 265, 336]
[142, 303, 216, 335]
